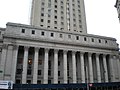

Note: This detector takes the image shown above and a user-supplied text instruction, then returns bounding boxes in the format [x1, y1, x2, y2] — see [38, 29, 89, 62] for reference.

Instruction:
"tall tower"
[31, 0, 87, 33]
[115, 0, 120, 22]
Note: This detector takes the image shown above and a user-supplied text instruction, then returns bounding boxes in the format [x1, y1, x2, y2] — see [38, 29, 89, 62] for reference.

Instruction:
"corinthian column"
[22, 46, 29, 84]
[96, 53, 101, 83]
[53, 49, 58, 84]
[63, 50, 68, 84]
[103, 54, 108, 82]
[80, 52, 85, 83]
[33, 47, 39, 84]
[72, 51, 77, 83]
[88, 53, 94, 83]
[43, 48, 49, 84]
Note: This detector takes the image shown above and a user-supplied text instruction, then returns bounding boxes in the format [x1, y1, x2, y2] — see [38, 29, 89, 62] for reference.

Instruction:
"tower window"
[41, 13, 44, 16]
[41, 19, 44, 22]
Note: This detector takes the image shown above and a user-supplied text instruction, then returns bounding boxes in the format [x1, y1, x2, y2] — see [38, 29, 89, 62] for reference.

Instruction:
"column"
[63, 50, 68, 84]
[103, 54, 108, 82]
[109, 55, 115, 82]
[80, 52, 85, 83]
[0, 44, 8, 80]
[96, 53, 101, 83]
[88, 53, 94, 83]
[72, 51, 77, 83]
[33, 47, 39, 84]
[22, 46, 29, 84]
[4, 45, 14, 80]
[53, 49, 58, 84]
[43, 48, 49, 84]
[11, 45, 19, 82]
[117, 56, 120, 81]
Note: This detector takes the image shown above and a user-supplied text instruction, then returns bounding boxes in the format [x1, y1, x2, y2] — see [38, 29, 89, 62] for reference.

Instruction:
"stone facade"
[0, 22, 119, 84]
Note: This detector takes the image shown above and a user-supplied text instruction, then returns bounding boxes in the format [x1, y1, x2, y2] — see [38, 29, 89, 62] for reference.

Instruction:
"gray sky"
[0, 0, 120, 46]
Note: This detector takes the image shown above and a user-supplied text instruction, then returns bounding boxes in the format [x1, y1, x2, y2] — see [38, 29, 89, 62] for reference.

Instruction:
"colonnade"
[1, 45, 120, 84]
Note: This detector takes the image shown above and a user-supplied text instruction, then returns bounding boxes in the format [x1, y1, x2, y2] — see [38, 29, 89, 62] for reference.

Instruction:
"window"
[54, 27, 57, 29]
[21, 29, 25, 33]
[105, 40, 108, 44]
[32, 30, 35, 34]
[99, 39, 101, 43]
[27, 80, 31, 84]
[48, 20, 50, 23]
[58, 61, 60, 66]
[41, 13, 44, 16]
[47, 26, 50, 28]
[16, 80, 21, 84]
[54, 21, 57, 24]
[27, 69, 32, 75]
[92, 38, 94, 42]
[84, 37, 87, 41]
[48, 70, 51, 76]
[38, 59, 42, 65]
[41, 19, 44, 22]
[55, 16, 57, 19]
[16, 69, 22, 74]
[41, 31, 44, 36]
[55, 5, 57, 8]
[48, 80, 51, 84]
[51, 33, 54, 37]
[54, 10, 57, 13]
[59, 34, 63, 38]
[76, 36, 79, 40]
[58, 71, 60, 76]
[37, 80, 41, 84]
[38, 70, 41, 75]
[28, 59, 32, 65]
[68, 35, 71, 38]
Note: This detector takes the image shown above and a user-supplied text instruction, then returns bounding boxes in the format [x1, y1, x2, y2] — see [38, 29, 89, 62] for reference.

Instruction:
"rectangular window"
[41, 31, 44, 36]
[59, 34, 63, 38]
[76, 36, 79, 40]
[21, 29, 25, 33]
[48, 70, 51, 76]
[38, 70, 41, 75]
[41, 19, 44, 22]
[51, 33, 54, 37]
[32, 30, 35, 34]
[27, 69, 32, 75]
[58, 71, 60, 76]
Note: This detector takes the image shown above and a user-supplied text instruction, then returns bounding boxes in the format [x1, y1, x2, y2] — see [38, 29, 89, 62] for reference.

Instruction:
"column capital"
[54, 49, 59, 53]
[2, 44, 8, 49]
[63, 50, 68, 53]
[72, 50, 77, 54]
[80, 51, 85, 54]
[24, 46, 29, 50]
[45, 48, 49, 52]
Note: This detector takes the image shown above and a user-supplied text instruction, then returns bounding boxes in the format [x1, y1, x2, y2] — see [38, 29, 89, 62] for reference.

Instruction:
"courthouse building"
[0, 0, 120, 87]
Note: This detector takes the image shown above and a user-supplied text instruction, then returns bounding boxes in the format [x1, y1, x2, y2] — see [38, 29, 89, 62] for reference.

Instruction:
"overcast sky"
[0, 0, 120, 47]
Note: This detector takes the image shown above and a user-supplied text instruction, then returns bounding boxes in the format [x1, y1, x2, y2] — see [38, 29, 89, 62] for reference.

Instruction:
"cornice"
[3, 33, 119, 51]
